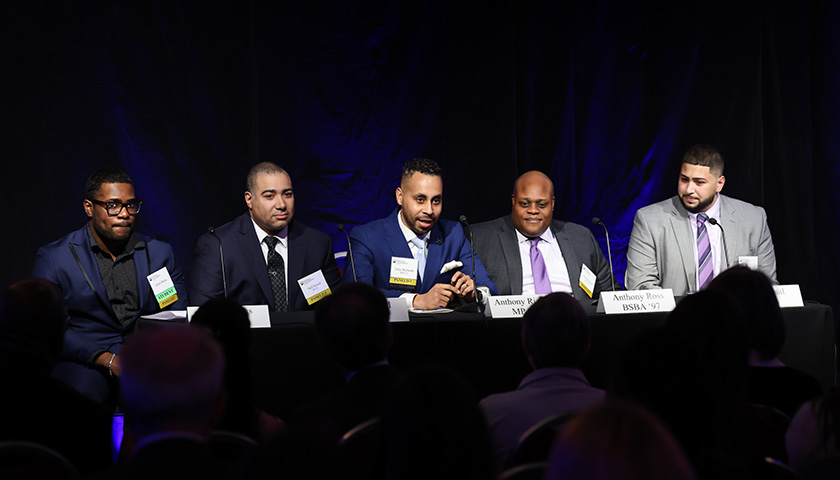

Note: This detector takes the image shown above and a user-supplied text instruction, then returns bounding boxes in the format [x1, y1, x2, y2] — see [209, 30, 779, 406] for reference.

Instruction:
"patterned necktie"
[410, 237, 426, 281]
[530, 237, 551, 294]
[696, 213, 713, 291]
[264, 236, 287, 312]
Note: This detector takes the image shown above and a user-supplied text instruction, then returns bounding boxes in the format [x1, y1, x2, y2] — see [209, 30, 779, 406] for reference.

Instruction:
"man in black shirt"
[32, 168, 187, 404]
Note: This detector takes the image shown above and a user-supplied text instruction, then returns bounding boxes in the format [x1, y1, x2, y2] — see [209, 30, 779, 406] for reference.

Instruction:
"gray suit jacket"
[472, 216, 614, 299]
[625, 194, 777, 295]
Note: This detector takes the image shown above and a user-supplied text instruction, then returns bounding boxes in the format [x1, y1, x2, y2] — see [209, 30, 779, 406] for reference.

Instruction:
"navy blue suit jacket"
[190, 213, 341, 311]
[32, 224, 188, 365]
[345, 210, 497, 297]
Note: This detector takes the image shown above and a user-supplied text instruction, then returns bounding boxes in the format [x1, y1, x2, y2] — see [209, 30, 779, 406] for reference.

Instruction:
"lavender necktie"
[530, 237, 551, 294]
[696, 213, 713, 291]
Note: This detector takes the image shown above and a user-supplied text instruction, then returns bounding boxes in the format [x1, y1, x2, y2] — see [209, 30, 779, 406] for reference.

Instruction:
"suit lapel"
[423, 224, 444, 292]
[552, 221, 582, 296]
[286, 223, 307, 309]
[237, 215, 275, 309]
[668, 197, 695, 291]
[500, 217, 523, 295]
[719, 196, 738, 267]
[70, 227, 117, 321]
[134, 243, 151, 312]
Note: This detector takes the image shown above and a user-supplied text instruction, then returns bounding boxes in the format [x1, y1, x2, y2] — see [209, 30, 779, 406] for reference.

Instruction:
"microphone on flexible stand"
[456, 215, 485, 314]
[591, 217, 617, 292]
[708, 218, 731, 269]
[337, 224, 357, 282]
[207, 227, 227, 298]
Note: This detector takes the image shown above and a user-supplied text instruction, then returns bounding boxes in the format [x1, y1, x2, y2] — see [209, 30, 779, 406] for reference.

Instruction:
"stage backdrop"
[3, 0, 838, 316]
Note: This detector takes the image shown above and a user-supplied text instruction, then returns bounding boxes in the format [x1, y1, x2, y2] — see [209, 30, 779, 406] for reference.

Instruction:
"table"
[247, 302, 835, 417]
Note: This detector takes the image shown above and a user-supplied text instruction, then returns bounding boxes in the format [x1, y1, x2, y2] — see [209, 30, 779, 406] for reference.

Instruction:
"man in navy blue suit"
[32, 168, 188, 404]
[190, 162, 341, 311]
[346, 159, 496, 309]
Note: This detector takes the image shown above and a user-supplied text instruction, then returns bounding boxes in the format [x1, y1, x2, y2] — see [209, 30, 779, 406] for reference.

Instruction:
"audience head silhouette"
[314, 282, 391, 371]
[522, 292, 590, 369]
[707, 265, 784, 362]
[0, 278, 67, 374]
[119, 325, 225, 446]
[546, 401, 697, 480]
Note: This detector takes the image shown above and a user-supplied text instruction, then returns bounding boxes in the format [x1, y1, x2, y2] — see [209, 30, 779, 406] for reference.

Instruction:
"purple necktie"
[530, 237, 551, 294]
[696, 213, 713, 291]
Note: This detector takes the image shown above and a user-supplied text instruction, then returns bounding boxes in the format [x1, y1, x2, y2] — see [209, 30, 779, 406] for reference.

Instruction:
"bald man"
[472, 171, 613, 299]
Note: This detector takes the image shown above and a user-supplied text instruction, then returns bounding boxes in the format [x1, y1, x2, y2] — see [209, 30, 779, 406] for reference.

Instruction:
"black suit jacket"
[472, 216, 613, 299]
[190, 213, 341, 310]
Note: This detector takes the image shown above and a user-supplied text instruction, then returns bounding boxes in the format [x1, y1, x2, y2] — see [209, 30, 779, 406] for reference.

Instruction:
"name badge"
[773, 284, 804, 308]
[738, 256, 759, 269]
[147, 267, 178, 309]
[389, 257, 419, 292]
[488, 295, 542, 318]
[578, 264, 597, 299]
[187, 305, 271, 328]
[601, 289, 676, 314]
[297, 270, 332, 305]
[387, 297, 410, 322]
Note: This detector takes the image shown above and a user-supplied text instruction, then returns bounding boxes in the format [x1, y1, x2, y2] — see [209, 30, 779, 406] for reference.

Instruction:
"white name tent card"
[187, 304, 271, 328]
[388, 297, 410, 322]
[600, 289, 676, 315]
[488, 295, 542, 318]
[773, 284, 804, 308]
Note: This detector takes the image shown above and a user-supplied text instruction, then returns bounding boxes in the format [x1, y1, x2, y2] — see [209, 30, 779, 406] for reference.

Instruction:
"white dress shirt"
[516, 228, 573, 295]
[688, 196, 723, 283]
[251, 218, 289, 290]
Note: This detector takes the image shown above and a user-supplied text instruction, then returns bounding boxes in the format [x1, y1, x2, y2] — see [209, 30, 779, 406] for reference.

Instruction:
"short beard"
[681, 194, 716, 214]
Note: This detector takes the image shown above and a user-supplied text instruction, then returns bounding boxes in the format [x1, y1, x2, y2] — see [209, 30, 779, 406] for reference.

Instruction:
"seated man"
[190, 162, 341, 311]
[625, 144, 777, 295]
[472, 171, 613, 298]
[112, 326, 226, 479]
[32, 168, 187, 404]
[287, 283, 400, 440]
[346, 158, 496, 309]
[479, 293, 605, 467]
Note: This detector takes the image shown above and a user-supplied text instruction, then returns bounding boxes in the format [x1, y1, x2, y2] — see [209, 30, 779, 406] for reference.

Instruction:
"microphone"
[592, 217, 617, 292]
[708, 218, 730, 269]
[337, 224, 357, 282]
[207, 227, 227, 298]
[458, 215, 484, 314]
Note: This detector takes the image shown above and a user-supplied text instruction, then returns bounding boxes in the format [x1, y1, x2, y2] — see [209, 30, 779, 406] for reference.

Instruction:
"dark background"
[3, 1, 838, 315]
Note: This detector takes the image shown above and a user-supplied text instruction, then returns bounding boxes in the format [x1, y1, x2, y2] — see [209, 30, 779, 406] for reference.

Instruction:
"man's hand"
[451, 271, 476, 302]
[413, 283, 459, 310]
[95, 352, 121, 377]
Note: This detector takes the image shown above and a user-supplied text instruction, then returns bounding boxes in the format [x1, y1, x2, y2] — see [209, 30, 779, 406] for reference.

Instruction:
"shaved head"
[511, 171, 555, 238]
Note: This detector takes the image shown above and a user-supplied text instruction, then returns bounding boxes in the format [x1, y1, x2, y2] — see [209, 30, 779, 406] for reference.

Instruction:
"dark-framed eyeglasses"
[90, 199, 142, 216]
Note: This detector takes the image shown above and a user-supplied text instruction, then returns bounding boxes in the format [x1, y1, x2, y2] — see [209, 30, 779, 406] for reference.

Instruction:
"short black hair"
[522, 292, 590, 369]
[246, 162, 288, 193]
[85, 168, 133, 200]
[682, 144, 724, 177]
[401, 158, 442, 183]
[314, 283, 391, 370]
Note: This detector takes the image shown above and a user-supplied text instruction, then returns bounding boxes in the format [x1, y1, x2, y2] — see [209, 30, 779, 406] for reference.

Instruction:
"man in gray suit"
[625, 144, 777, 295]
[472, 171, 613, 299]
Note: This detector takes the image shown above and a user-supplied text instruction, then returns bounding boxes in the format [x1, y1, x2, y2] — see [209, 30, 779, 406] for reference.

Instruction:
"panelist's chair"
[496, 461, 549, 480]
[0, 440, 80, 480]
[504, 411, 577, 469]
[337, 417, 381, 479]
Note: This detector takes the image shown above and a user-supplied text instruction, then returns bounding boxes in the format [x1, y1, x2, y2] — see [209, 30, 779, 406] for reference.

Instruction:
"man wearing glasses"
[32, 168, 187, 405]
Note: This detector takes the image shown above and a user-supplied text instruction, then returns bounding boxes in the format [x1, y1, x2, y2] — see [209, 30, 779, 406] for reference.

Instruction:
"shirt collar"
[515, 225, 555, 245]
[397, 209, 429, 245]
[251, 217, 288, 247]
[86, 223, 144, 257]
[688, 194, 722, 223]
